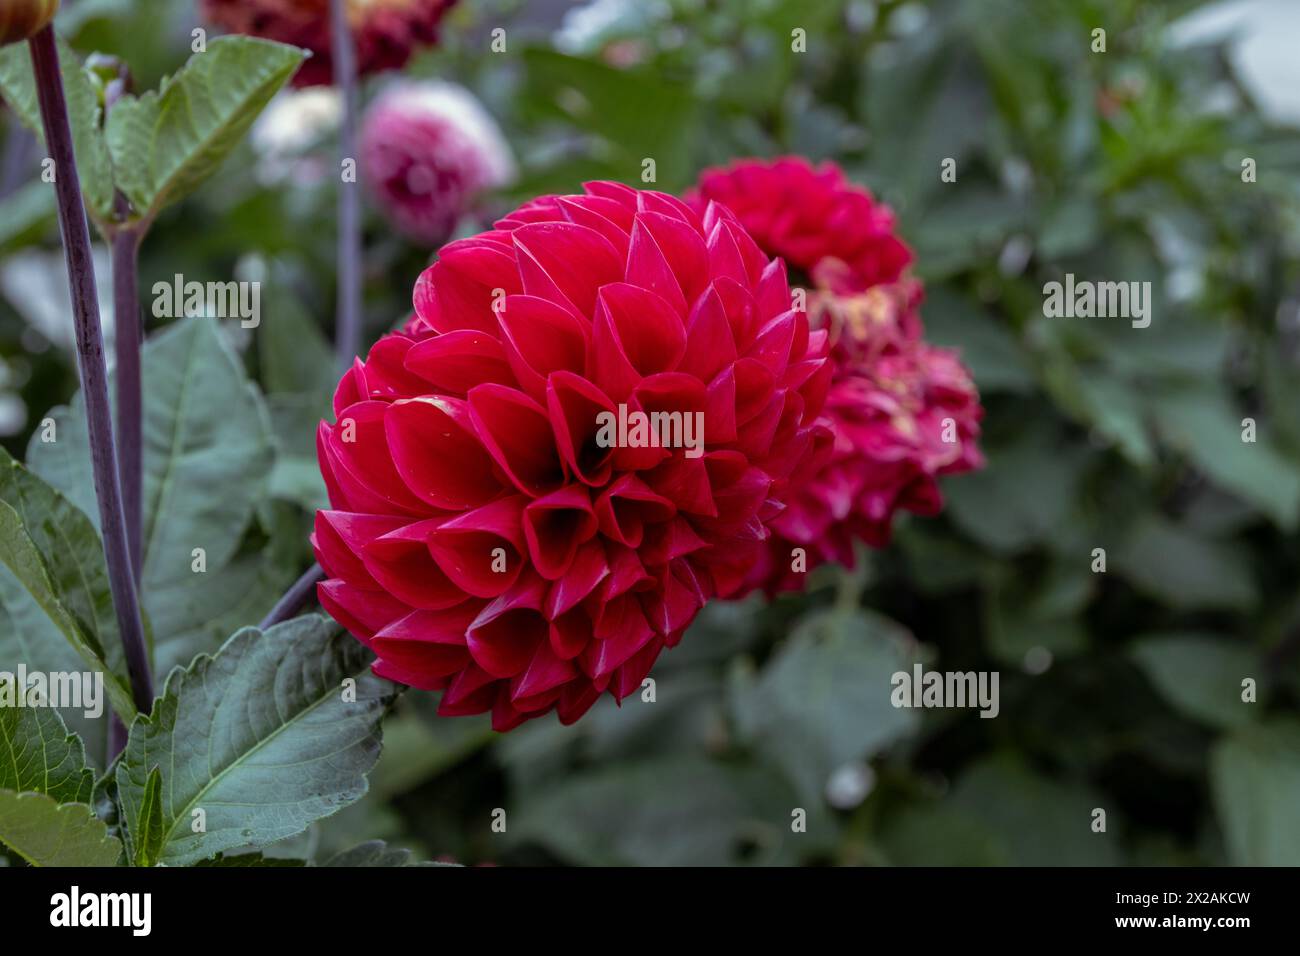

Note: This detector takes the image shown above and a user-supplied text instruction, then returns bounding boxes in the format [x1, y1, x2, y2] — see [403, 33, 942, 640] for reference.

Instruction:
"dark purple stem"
[331, 0, 362, 368]
[259, 562, 325, 630]
[28, 26, 152, 715]
[111, 221, 143, 580]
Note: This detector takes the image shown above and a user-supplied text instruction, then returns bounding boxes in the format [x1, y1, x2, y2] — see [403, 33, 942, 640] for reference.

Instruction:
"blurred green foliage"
[1, 0, 1298, 866]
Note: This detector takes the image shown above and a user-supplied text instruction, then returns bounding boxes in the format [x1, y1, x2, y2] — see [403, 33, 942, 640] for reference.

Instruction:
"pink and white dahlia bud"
[360, 80, 515, 247]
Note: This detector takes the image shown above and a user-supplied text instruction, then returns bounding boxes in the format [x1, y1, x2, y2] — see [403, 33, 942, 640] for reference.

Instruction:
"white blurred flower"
[250, 87, 342, 184]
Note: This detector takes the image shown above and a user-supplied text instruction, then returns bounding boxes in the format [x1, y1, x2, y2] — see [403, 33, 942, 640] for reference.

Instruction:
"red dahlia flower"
[201, 0, 457, 88]
[314, 182, 832, 729]
[689, 157, 984, 595]
[360, 80, 515, 246]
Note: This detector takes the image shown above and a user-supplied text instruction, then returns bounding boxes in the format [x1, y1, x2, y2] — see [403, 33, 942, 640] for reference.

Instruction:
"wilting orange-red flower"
[0, 0, 58, 48]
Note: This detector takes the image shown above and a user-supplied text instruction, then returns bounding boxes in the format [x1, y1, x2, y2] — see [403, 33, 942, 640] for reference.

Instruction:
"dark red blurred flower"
[314, 182, 831, 729]
[360, 80, 514, 246]
[689, 157, 984, 595]
[201, 0, 456, 87]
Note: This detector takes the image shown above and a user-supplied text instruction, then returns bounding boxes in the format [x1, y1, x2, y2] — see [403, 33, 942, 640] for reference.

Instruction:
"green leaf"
[1114, 516, 1257, 611]
[0, 181, 56, 251]
[946, 753, 1121, 866]
[984, 559, 1091, 666]
[28, 317, 275, 672]
[0, 790, 121, 867]
[130, 767, 164, 867]
[730, 607, 919, 804]
[0, 448, 126, 669]
[0, 451, 135, 723]
[0, 35, 116, 221]
[1211, 721, 1300, 866]
[195, 852, 306, 867]
[0, 588, 110, 769]
[322, 840, 455, 867]
[512, 756, 812, 866]
[115, 615, 397, 866]
[921, 288, 1035, 395]
[880, 803, 1008, 866]
[1153, 387, 1300, 529]
[145, 544, 297, 677]
[0, 701, 94, 803]
[945, 432, 1090, 554]
[519, 47, 698, 189]
[106, 36, 307, 221]
[1130, 633, 1257, 730]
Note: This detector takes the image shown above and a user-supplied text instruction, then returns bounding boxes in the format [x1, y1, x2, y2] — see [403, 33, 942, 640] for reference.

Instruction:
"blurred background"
[2, 0, 1299, 865]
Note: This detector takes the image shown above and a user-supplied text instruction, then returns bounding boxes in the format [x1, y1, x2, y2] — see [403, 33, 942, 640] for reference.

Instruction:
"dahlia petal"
[639, 515, 709, 566]
[633, 210, 710, 304]
[437, 664, 500, 716]
[544, 538, 610, 617]
[317, 579, 409, 642]
[467, 383, 565, 496]
[461, 572, 550, 680]
[626, 216, 688, 316]
[312, 511, 383, 587]
[497, 294, 590, 401]
[610, 634, 666, 701]
[581, 596, 655, 679]
[359, 334, 431, 400]
[599, 543, 653, 602]
[427, 495, 528, 598]
[522, 484, 598, 580]
[545, 370, 616, 486]
[733, 357, 777, 424]
[555, 195, 633, 256]
[333, 359, 365, 418]
[511, 221, 623, 317]
[549, 607, 594, 660]
[385, 396, 504, 509]
[415, 240, 521, 335]
[678, 285, 737, 381]
[754, 256, 795, 321]
[590, 283, 686, 401]
[510, 641, 578, 704]
[325, 402, 429, 515]
[365, 518, 469, 610]
[491, 694, 534, 731]
[749, 310, 798, 374]
[467, 605, 547, 678]
[370, 605, 480, 687]
[703, 367, 739, 444]
[594, 474, 676, 549]
[557, 679, 603, 725]
[404, 330, 515, 395]
[644, 454, 717, 518]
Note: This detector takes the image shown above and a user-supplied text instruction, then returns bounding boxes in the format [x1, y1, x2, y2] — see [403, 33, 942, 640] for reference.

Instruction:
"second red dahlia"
[689, 157, 984, 595]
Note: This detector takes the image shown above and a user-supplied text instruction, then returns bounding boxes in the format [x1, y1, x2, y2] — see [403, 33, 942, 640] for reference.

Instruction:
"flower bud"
[0, 0, 59, 48]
